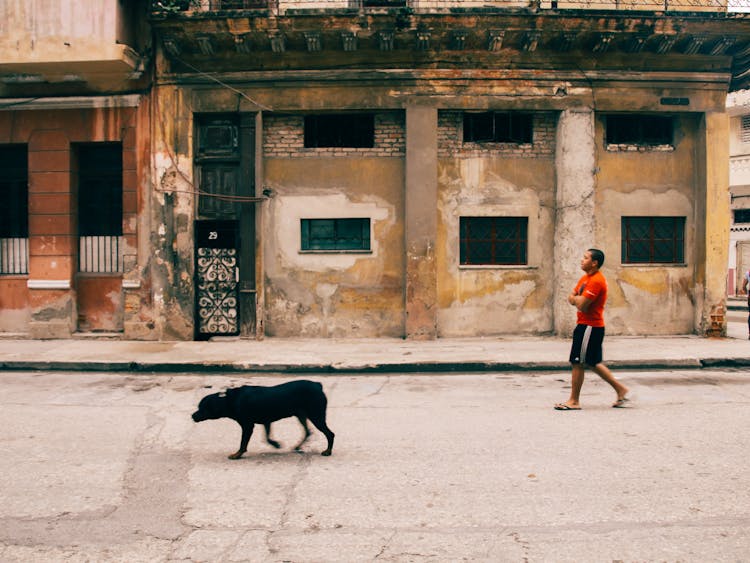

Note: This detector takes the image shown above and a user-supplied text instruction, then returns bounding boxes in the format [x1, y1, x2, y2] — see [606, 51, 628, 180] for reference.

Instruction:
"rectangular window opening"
[304, 114, 375, 148]
[463, 112, 533, 144]
[77, 143, 123, 273]
[621, 216, 685, 265]
[0, 145, 29, 274]
[734, 209, 750, 224]
[460, 217, 528, 266]
[301, 218, 371, 252]
[606, 115, 673, 146]
[741, 115, 750, 144]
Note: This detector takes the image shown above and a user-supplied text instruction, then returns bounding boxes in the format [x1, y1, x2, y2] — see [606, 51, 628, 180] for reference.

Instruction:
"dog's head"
[192, 390, 232, 422]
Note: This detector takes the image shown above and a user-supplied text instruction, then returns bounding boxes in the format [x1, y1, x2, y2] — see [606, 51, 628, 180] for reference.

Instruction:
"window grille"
[606, 115, 673, 146]
[0, 238, 28, 274]
[741, 115, 750, 144]
[621, 216, 685, 264]
[77, 144, 123, 273]
[301, 218, 371, 251]
[0, 145, 29, 275]
[460, 217, 528, 265]
[463, 113, 533, 144]
[79, 236, 124, 273]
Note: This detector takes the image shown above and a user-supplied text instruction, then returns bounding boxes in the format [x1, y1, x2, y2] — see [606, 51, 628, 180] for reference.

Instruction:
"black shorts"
[569, 324, 605, 366]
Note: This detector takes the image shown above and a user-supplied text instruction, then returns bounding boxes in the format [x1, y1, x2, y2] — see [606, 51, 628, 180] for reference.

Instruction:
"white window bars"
[79, 236, 124, 273]
[0, 238, 29, 275]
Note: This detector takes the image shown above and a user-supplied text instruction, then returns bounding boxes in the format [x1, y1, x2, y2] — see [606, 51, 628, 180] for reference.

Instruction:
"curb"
[3, 358, 750, 374]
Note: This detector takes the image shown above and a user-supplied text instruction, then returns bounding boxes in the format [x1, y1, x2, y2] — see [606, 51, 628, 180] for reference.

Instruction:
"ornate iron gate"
[195, 220, 239, 338]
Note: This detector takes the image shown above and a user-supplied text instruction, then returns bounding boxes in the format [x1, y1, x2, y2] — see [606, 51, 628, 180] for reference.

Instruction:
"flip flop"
[554, 403, 581, 411]
[612, 397, 631, 408]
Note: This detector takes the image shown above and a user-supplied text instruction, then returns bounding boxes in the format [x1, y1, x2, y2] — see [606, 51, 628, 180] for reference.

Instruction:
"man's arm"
[568, 292, 593, 312]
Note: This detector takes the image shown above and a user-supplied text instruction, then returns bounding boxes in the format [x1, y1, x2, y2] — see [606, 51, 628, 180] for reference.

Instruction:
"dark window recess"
[301, 218, 371, 251]
[734, 209, 750, 224]
[78, 144, 122, 237]
[209, 0, 268, 8]
[460, 217, 528, 266]
[606, 115, 673, 146]
[196, 120, 239, 158]
[363, 0, 407, 6]
[304, 114, 375, 148]
[621, 216, 685, 264]
[463, 113, 533, 144]
[0, 145, 28, 238]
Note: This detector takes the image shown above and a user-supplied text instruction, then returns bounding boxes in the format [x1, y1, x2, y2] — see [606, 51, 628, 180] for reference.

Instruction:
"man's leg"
[592, 362, 629, 404]
[555, 363, 585, 409]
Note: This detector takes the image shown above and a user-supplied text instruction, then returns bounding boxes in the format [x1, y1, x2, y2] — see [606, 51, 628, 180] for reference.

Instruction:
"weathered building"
[728, 88, 750, 294]
[0, 0, 152, 338]
[2, 0, 750, 340]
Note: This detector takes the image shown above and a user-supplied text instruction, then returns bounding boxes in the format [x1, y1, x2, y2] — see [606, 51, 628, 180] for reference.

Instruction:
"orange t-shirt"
[574, 270, 607, 327]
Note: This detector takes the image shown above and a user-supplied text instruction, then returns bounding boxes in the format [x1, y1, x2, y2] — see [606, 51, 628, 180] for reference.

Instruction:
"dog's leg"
[264, 423, 281, 449]
[293, 416, 311, 452]
[308, 414, 335, 457]
[229, 423, 254, 459]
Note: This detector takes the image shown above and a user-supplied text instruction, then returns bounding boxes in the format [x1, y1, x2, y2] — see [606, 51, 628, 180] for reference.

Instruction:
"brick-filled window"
[0, 145, 29, 274]
[77, 143, 123, 273]
[621, 216, 685, 264]
[463, 112, 533, 144]
[460, 217, 528, 266]
[301, 218, 371, 252]
[304, 114, 375, 148]
[606, 115, 673, 146]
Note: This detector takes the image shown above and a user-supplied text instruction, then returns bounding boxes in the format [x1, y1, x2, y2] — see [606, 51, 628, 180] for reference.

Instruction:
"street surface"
[0, 369, 749, 562]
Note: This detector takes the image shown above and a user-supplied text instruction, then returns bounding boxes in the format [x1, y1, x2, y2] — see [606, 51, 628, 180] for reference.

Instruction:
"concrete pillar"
[694, 111, 730, 336]
[404, 105, 438, 339]
[553, 108, 596, 337]
[27, 127, 76, 339]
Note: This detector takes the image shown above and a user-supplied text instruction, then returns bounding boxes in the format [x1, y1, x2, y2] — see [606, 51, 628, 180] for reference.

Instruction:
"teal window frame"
[301, 218, 371, 252]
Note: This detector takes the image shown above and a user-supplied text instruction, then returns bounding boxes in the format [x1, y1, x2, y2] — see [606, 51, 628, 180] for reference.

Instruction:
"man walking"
[554, 248, 630, 411]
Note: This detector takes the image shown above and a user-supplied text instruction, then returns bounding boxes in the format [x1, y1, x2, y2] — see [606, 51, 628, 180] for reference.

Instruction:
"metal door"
[195, 220, 239, 339]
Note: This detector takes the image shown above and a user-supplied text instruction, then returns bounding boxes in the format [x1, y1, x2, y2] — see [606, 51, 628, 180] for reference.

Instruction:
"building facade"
[728, 89, 750, 295]
[2, 0, 749, 340]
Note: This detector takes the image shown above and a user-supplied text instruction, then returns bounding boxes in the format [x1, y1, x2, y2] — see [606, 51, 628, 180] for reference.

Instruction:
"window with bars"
[301, 218, 371, 252]
[621, 216, 685, 264]
[0, 145, 29, 275]
[463, 112, 533, 144]
[459, 217, 528, 266]
[741, 115, 750, 144]
[304, 114, 375, 148]
[606, 115, 673, 146]
[77, 144, 123, 273]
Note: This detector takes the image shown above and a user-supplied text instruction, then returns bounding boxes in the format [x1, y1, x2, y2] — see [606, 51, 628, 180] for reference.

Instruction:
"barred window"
[621, 216, 685, 264]
[0, 145, 29, 274]
[606, 115, 673, 146]
[463, 113, 533, 144]
[460, 217, 528, 266]
[741, 115, 750, 144]
[301, 218, 371, 252]
[77, 143, 123, 273]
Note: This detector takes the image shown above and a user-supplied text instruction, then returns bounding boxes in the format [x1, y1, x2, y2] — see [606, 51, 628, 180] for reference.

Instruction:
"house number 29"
[208, 231, 218, 240]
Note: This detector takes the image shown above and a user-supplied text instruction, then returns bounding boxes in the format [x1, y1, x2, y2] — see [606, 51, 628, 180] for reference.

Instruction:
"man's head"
[581, 248, 605, 273]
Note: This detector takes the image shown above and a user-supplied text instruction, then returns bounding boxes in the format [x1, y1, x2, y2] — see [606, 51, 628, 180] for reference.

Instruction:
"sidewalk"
[1, 330, 749, 373]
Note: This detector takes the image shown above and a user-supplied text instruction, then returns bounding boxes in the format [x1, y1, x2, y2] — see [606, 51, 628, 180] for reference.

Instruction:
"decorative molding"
[27, 279, 71, 290]
[0, 95, 141, 112]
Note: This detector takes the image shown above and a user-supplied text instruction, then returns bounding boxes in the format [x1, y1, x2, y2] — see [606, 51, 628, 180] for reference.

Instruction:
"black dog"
[192, 380, 335, 459]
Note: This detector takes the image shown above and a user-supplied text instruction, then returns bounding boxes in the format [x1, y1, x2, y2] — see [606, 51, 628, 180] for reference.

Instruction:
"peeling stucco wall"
[262, 159, 404, 337]
[596, 114, 699, 335]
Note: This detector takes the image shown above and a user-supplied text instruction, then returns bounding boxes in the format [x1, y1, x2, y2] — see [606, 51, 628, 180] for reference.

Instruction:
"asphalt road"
[1, 369, 749, 562]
